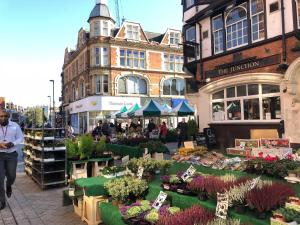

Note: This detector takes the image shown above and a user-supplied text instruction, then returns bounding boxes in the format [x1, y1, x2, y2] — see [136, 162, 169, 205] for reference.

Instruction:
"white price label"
[121, 155, 129, 165]
[249, 176, 261, 190]
[137, 166, 144, 179]
[181, 165, 196, 181]
[69, 187, 75, 197]
[215, 193, 229, 219]
[152, 191, 168, 210]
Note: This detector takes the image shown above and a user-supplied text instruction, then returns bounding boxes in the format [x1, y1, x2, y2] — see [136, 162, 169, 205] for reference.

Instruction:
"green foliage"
[104, 176, 148, 203]
[127, 158, 173, 175]
[95, 136, 107, 154]
[126, 206, 143, 218]
[278, 207, 300, 222]
[65, 138, 79, 159]
[145, 209, 159, 223]
[187, 119, 198, 140]
[138, 140, 167, 153]
[78, 134, 94, 159]
[168, 206, 180, 214]
[206, 218, 241, 225]
[24, 107, 47, 127]
[169, 175, 181, 184]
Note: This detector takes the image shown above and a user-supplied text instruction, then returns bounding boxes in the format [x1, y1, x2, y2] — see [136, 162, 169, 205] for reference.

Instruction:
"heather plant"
[246, 183, 296, 213]
[157, 205, 215, 225]
[219, 174, 237, 183]
[226, 180, 252, 207]
[205, 218, 241, 225]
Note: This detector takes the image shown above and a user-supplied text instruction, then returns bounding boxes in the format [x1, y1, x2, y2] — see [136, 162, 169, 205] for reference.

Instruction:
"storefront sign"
[205, 55, 281, 78]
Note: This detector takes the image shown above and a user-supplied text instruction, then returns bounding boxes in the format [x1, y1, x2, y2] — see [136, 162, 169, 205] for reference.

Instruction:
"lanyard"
[0, 125, 8, 141]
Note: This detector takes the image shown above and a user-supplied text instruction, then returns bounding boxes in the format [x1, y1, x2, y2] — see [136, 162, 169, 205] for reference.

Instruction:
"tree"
[24, 107, 47, 127]
[187, 119, 198, 140]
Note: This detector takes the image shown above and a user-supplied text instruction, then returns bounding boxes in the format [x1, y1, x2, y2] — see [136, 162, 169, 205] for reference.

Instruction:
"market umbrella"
[161, 103, 173, 114]
[129, 99, 170, 117]
[120, 103, 140, 118]
[110, 106, 128, 119]
[172, 101, 194, 116]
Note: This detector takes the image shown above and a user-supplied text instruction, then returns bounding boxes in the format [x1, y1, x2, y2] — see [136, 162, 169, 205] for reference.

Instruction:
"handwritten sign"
[249, 176, 261, 190]
[181, 165, 196, 181]
[137, 166, 144, 180]
[152, 191, 168, 210]
[215, 193, 229, 219]
[69, 187, 75, 197]
[121, 155, 129, 165]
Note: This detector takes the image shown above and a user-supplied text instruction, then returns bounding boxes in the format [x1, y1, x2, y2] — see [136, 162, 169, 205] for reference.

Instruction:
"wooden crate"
[82, 195, 108, 225]
[73, 198, 83, 218]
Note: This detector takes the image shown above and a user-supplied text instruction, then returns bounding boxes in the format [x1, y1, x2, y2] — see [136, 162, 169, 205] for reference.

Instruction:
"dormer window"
[170, 32, 180, 45]
[102, 21, 109, 36]
[127, 25, 139, 40]
[93, 21, 100, 37]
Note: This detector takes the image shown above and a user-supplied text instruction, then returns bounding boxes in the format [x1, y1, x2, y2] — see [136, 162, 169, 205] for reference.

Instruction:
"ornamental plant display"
[138, 140, 167, 154]
[161, 171, 194, 194]
[65, 138, 79, 159]
[94, 135, 107, 157]
[205, 218, 241, 225]
[104, 176, 148, 203]
[245, 183, 296, 218]
[157, 205, 215, 225]
[274, 207, 300, 223]
[77, 134, 94, 159]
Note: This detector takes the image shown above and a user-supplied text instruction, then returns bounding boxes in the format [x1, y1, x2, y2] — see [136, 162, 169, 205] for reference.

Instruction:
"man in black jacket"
[177, 118, 188, 148]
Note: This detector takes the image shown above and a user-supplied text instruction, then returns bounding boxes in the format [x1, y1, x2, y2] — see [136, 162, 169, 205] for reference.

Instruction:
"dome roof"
[88, 3, 114, 22]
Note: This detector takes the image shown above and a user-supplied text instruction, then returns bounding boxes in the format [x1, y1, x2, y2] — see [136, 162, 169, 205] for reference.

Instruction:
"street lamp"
[49, 80, 55, 127]
[47, 96, 51, 125]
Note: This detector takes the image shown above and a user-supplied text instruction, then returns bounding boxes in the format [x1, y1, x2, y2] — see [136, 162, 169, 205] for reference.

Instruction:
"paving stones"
[0, 173, 85, 225]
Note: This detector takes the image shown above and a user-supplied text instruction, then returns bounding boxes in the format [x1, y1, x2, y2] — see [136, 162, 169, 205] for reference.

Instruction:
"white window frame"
[250, 0, 265, 43]
[186, 26, 196, 42]
[126, 24, 140, 40]
[102, 47, 108, 66]
[93, 21, 100, 37]
[119, 49, 145, 69]
[102, 21, 109, 36]
[225, 6, 248, 51]
[117, 75, 148, 96]
[211, 84, 281, 123]
[169, 32, 180, 45]
[162, 78, 186, 97]
[95, 75, 109, 94]
[212, 15, 224, 54]
[163, 54, 183, 72]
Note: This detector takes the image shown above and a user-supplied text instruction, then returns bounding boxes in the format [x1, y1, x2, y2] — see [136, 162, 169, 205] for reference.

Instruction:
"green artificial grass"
[68, 161, 300, 225]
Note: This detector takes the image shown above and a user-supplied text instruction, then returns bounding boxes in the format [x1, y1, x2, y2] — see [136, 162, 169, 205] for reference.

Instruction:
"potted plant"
[94, 136, 107, 158]
[65, 138, 80, 160]
[226, 181, 251, 213]
[187, 175, 208, 200]
[77, 134, 94, 160]
[187, 119, 198, 141]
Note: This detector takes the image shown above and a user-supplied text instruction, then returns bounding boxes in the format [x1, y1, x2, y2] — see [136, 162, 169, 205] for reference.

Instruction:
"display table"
[75, 176, 110, 196]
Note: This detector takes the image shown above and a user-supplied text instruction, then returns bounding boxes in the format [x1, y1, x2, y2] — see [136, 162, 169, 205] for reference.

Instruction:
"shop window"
[227, 100, 241, 120]
[212, 90, 224, 100]
[226, 87, 235, 98]
[212, 102, 225, 121]
[269, 1, 279, 13]
[212, 15, 224, 54]
[237, 85, 246, 97]
[244, 98, 260, 120]
[211, 84, 280, 122]
[118, 75, 148, 95]
[226, 6, 248, 49]
[262, 96, 281, 120]
[163, 78, 185, 96]
[248, 84, 259, 95]
[251, 0, 265, 42]
[262, 84, 280, 94]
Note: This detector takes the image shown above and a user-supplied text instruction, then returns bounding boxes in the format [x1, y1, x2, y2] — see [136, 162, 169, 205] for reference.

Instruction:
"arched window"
[117, 75, 148, 95]
[226, 6, 248, 49]
[163, 78, 185, 96]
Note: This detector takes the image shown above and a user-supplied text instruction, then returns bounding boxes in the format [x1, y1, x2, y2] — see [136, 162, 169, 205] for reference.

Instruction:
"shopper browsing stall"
[0, 109, 24, 210]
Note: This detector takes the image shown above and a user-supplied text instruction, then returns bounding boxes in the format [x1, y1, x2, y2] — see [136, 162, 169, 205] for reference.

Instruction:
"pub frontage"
[182, 0, 300, 148]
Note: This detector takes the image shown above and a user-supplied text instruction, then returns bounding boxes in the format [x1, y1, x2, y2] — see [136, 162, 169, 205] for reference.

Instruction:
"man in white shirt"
[0, 109, 24, 210]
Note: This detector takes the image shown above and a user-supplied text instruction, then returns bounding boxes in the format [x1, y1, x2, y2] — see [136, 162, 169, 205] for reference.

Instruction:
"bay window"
[102, 21, 109, 36]
[93, 21, 100, 37]
[95, 75, 108, 94]
[212, 84, 281, 121]
[95, 47, 109, 66]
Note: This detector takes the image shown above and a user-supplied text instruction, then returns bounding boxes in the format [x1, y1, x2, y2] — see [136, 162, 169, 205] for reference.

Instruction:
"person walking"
[159, 122, 168, 143]
[0, 109, 24, 209]
[177, 118, 188, 148]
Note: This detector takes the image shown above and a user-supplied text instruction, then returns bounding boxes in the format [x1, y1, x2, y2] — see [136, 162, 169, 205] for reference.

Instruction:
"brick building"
[182, 0, 300, 148]
[62, 0, 191, 134]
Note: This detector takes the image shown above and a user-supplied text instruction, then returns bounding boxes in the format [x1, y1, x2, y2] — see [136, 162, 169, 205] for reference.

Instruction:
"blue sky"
[0, 0, 183, 107]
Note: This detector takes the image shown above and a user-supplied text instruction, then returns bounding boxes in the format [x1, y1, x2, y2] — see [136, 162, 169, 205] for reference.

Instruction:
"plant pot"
[198, 192, 208, 201]
[234, 204, 246, 214]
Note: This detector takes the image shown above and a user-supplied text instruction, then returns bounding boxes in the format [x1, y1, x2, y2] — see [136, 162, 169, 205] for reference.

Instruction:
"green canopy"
[172, 101, 194, 116]
[110, 106, 127, 119]
[121, 103, 140, 118]
[129, 99, 170, 117]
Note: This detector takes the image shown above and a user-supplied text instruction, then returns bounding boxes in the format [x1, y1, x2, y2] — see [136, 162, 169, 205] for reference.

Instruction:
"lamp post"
[49, 80, 55, 127]
[47, 96, 51, 125]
